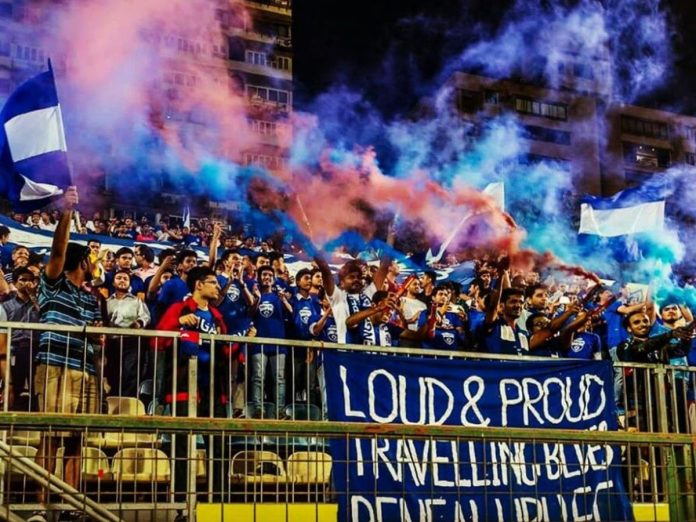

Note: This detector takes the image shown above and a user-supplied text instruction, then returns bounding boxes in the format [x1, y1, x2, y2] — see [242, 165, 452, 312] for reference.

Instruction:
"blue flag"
[0, 63, 71, 211]
[578, 179, 671, 237]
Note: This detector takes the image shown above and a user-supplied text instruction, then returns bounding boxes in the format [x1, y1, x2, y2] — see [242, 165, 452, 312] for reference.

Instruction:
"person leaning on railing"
[616, 309, 694, 432]
[30, 186, 103, 522]
[151, 266, 231, 522]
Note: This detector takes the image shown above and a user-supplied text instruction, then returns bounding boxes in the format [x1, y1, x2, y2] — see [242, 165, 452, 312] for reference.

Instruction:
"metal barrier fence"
[0, 322, 691, 521]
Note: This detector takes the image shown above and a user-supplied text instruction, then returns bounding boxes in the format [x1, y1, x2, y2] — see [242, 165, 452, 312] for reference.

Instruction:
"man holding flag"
[0, 64, 94, 522]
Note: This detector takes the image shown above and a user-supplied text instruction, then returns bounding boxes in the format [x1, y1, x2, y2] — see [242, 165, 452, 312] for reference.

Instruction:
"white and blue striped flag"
[0, 62, 71, 211]
[578, 181, 669, 237]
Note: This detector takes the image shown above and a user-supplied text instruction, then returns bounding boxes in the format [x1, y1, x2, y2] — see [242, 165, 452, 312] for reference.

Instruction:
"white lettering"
[351, 495, 375, 522]
[341, 365, 366, 419]
[500, 379, 524, 426]
[461, 376, 491, 426]
[425, 377, 454, 425]
[368, 370, 398, 423]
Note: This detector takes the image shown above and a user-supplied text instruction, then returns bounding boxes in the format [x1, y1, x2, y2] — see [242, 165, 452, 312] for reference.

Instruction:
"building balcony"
[244, 0, 291, 15]
[229, 60, 292, 81]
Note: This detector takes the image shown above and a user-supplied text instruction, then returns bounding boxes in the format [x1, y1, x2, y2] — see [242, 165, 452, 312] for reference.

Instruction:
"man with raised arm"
[477, 261, 529, 356]
[31, 186, 102, 522]
[313, 255, 391, 345]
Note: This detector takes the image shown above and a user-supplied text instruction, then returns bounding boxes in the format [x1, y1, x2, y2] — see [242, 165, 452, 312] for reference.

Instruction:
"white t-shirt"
[401, 297, 426, 331]
[328, 282, 376, 344]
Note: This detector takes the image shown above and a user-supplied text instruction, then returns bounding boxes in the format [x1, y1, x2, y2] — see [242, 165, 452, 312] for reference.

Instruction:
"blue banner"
[323, 351, 634, 522]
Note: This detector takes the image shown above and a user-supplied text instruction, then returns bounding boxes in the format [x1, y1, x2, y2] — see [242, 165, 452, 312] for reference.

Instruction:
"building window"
[621, 116, 669, 140]
[686, 152, 696, 166]
[622, 142, 670, 168]
[514, 97, 567, 121]
[685, 126, 696, 142]
[243, 153, 287, 171]
[245, 50, 267, 66]
[246, 85, 291, 110]
[521, 125, 571, 146]
[484, 90, 499, 104]
[456, 89, 482, 114]
[249, 119, 278, 136]
[269, 56, 291, 71]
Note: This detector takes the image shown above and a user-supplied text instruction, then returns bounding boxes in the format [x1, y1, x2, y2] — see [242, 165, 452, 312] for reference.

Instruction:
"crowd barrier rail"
[0, 322, 690, 521]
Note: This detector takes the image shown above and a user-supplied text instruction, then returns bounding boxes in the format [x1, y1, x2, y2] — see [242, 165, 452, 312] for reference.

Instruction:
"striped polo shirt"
[38, 272, 102, 374]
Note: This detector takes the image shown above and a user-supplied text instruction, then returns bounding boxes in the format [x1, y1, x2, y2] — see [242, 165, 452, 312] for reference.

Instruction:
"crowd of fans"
[1, 188, 694, 521]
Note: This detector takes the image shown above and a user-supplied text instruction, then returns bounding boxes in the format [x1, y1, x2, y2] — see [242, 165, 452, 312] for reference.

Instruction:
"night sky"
[294, 0, 696, 116]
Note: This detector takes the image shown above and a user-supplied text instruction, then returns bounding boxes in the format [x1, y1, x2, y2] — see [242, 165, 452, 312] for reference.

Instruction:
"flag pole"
[48, 57, 79, 229]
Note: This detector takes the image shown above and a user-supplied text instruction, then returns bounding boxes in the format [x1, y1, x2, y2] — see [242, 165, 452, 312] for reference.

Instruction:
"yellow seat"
[196, 449, 207, 480]
[0, 445, 37, 478]
[7, 430, 41, 447]
[112, 448, 170, 483]
[230, 450, 286, 484]
[108, 397, 146, 416]
[55, 447, 111, 481]
[286, 451, 332, 484]
[86, 397, 157, 449]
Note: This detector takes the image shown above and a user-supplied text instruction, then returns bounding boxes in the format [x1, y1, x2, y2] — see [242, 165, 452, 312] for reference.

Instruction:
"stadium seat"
[286, 451, 332, 484]
[0, 445, 37, 478]
[7, 430, 41, 447]
[112, 448, 170, 483]
[86, 397, 157, 449]
[283, 403, 325, 451]
[229, 450, 286, 484]
[54, 447, 111, 481]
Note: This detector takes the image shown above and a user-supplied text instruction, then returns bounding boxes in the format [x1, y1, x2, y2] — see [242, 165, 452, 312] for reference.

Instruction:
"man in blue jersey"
[32, 186, 103, 522]
[250, 265, 293, 417]
[156, 249, 198, 312]
[290, 268, 321, 402]
[478, 267, 529, 356]
[424, 285, 467, 350]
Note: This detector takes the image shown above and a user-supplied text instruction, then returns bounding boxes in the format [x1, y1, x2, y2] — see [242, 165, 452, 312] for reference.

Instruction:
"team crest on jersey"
[442, 332, 455, 345]
[571, 338, 585, 353]
[259, 301, 275, 318]
[327, 325, 338, 342]
[299, 308, 312, 324]
[227, 284, 240, 302]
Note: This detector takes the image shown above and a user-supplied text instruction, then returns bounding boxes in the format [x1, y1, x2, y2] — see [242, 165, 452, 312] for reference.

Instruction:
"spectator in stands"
[478, 266, 530, 356]
[518, 283, 549, 332]
[424, 284, 467, 350]
[33, 186, 102, 522]
[103, 247, 146, 299]
[136, 223, 157, 242]
[105, 270, 151, 398]
[418, 270, 437, 307]
[314, 255, 389, 345]
[250, 265, 292, 417]
[155, 249, 198, 312]
[0, 267, 39, 411]
[310, 268, 323, 297]
[0, 225, 11, 268]
[154, 266, 229, 521]
[401, 278, 427, 332]
[134, 244, 157, 281]
[38, 211, 55, 231]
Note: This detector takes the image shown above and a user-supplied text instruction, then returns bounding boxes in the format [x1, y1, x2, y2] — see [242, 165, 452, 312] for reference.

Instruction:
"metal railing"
[0, 322, 692, 521]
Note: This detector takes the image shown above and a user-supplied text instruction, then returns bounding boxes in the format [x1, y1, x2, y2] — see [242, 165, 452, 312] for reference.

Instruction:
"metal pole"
[0, 441, 121, 522]
[187, 356, 198, 522]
